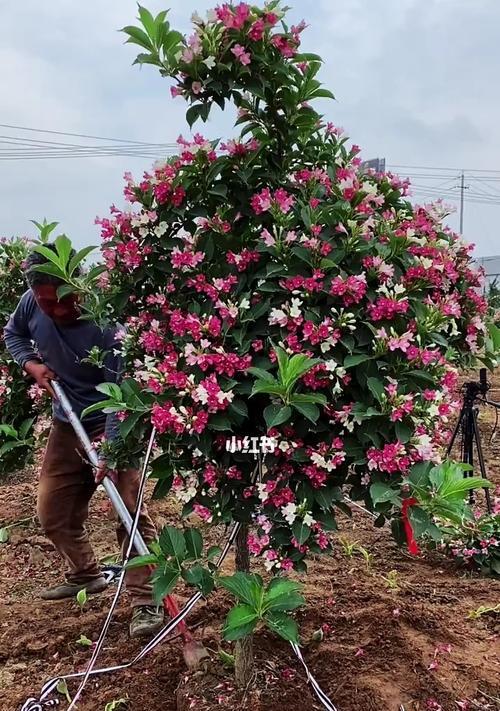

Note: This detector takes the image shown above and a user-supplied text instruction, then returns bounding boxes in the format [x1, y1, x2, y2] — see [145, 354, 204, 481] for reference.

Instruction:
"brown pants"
[37, 419, 156, 607]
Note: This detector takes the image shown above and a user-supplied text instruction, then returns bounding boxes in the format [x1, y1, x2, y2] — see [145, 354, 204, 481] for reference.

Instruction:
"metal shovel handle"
[51, 380, 149, 556]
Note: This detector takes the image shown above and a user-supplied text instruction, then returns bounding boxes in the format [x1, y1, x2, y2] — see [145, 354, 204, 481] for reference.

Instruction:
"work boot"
[129, 605, 164, 639]
[40, 575, 108, 600]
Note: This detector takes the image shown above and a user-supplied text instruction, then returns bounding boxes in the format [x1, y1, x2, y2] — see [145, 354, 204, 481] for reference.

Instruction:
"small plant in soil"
[76, 588, 88, 610]
[381, 570, 400, 591]
[467, 603, 500, 620]
[75, 634, 93, 647]
[104, 698, 128, 711]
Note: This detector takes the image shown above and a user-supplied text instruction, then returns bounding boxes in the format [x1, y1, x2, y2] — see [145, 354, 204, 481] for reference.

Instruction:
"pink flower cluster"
[330, 274, 367, 306]
[251, 187, 295, 215]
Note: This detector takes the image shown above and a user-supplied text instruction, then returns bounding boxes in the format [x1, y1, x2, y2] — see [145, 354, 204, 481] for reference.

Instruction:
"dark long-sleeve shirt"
[4, 290, 122, 439]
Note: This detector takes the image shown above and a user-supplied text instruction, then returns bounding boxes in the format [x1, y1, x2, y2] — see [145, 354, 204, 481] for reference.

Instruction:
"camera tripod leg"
[447, 406, 464, 456]
[472, 409, 493, 514]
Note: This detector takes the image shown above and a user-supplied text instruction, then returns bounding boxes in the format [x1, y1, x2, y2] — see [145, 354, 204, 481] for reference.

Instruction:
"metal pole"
[459, 170, 465, 234]
[51, 380, 149, 556]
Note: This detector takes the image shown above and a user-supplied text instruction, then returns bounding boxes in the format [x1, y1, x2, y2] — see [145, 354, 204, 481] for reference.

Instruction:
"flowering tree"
[0, 236, 48, 474]
[75, 0, 494, 684]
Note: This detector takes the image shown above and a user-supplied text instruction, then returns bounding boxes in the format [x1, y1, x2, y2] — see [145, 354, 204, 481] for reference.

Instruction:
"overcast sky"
[1, 0, 499, 257]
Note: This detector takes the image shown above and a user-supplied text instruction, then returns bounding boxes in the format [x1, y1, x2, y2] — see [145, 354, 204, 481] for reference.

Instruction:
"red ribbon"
[401, 497, 420, 556]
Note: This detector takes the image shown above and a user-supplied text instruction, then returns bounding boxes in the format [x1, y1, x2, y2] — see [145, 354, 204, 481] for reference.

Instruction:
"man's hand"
[24, 360, 58, 399]
[95, 460, 118, 485]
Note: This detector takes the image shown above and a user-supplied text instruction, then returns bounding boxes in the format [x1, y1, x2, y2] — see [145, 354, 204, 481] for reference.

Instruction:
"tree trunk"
[234, 523, 254, 688]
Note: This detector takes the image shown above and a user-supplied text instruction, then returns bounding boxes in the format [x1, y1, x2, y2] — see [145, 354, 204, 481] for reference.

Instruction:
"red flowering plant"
[60, 3, 497, 672]
[82, 1, 496, 565]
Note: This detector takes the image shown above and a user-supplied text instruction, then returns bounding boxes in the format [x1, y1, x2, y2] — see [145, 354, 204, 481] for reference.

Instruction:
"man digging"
[4, 244, 165, 638]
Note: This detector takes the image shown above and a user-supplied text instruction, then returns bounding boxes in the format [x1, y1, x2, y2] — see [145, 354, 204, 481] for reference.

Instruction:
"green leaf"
[137, 4, 156, 39]
[222, 604, 259, 641]
[395, 421, 412, 444]
[30, 263, 66, 279]
[32, 244, 62, 267]
[218, 649, 235, 668]
[119, 411, 144, 439]
[124, 553, 159, 569]
[0, 527, 10, 544]
[182, 563, 203, 585]
[264, 404, 292, 429]
[68, 245, 97, 276]
[247, 367, 276, 383]
[219, 572, 263, 608]
[158, 526, 186, 563]
[56, 679, 71, 704]
[344, 354, 372, 368]
[81, 399, 114, 418]
[56, 284, 77, 299]
[292, 519, 311, 545]
[291, 401, 319, 423]
[184, 528, 203, 561]
[290, 393, 327, 406]
[251, 381, 286, 397]
[122, 24, 154, 51]
[264, 578, 305, 612]
[76, 634, 93, 647]
[208, 414, 233, 431]
[314, 485, 342, 511]
[367, 377, 385, 403]
[207, 545, 222, 561]
[229, 399, 248, 419]
[76, 588, 87, 608]
[152, 566, 180, 603]
[186, 104, 203, 129]
[264, 611, 299, 643]
[370, 481, 401, 507]
[55, 234, 73, 267]
[96, 382, 123, 401]
[0, 424, 17, 439]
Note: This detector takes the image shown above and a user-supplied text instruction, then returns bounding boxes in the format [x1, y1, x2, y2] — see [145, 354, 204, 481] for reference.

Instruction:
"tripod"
[447, 370, 495, 513]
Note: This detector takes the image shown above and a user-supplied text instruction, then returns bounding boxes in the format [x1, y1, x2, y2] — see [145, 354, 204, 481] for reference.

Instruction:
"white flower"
[257, 483, 269, 503]
[191, 11, 203, 23]
[269, 308, 287, 327]
[303, 512, 316, 527]
[154, 221, 168, 237]
[290, 298, 303, 319]
[203, 56, 216, 69]
[206, 9, 217, 22]
[282, 503, 297, 525]
[239, 298, 251, 310]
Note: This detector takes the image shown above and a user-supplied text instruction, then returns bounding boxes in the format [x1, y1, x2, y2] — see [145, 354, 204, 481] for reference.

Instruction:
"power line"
[0, 123, 177, 147]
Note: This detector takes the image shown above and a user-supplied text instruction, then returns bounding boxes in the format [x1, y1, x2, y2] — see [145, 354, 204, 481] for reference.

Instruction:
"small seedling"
[0, 527, 9, 544]
[104, 697, 128, 711]
[467, 604, 500, 620]
[76, 588, 87, 609]
[339, 537, 358, 558]
[338, 537, 372, 568]
[218, 649, 235, 668]
[76, 634, 93, 647]
[381, 570, 400, 591]
[56, 679, 71, 703]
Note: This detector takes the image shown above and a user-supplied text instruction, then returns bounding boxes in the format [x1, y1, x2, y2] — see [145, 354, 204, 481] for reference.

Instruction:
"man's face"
[32, 284, 80, 325]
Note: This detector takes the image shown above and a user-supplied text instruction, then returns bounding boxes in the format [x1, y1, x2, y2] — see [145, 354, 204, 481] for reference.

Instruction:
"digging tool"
[50, 379, 209, 668]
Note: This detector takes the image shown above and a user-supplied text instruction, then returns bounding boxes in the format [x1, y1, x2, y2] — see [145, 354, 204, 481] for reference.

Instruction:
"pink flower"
[248, 18, 265, 41]
[170, 85, 183, 98]
[191, 81, 203, 95]
[274, 188, 295, 213]
[231, 44, 251, 66]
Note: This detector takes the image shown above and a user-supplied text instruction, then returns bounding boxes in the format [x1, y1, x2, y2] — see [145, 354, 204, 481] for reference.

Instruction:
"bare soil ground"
[1, 375, 499, 711]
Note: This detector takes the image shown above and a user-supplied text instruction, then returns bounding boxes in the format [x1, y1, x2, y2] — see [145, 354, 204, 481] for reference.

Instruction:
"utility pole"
[459, 170, 465, 234]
